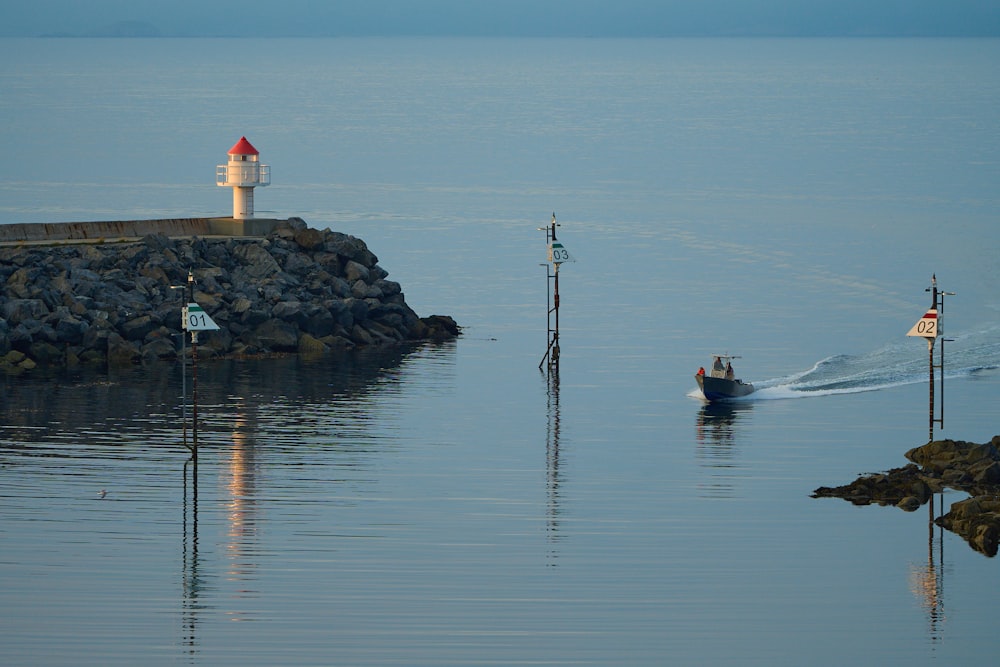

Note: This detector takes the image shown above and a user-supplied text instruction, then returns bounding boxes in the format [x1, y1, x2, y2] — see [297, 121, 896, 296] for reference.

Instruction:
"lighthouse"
[216, 137, 270, 219]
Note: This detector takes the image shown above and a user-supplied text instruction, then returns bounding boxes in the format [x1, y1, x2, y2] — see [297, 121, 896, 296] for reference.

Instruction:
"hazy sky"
[3, 0, 999, 37]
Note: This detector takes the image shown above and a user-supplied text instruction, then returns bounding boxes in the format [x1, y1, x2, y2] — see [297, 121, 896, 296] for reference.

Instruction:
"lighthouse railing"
[216, 164, 270, 186]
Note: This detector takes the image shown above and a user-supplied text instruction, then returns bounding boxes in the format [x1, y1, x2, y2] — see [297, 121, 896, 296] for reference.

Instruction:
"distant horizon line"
[19, 33, 1000, 39]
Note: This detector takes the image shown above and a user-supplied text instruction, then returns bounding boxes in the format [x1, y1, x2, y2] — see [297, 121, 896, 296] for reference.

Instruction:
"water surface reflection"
[0, 343, 457, 663]
[694, 401, 753, 498]
[543, 369, 563, 564]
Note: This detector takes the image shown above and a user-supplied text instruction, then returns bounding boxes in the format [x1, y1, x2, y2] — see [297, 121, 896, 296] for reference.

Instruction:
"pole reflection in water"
[225, 407, 260, 620]
[544, 369, 563, 565]
[182, 455, 202, 655]
[694, 401, 753, 498]
[909, 494, 946, 647]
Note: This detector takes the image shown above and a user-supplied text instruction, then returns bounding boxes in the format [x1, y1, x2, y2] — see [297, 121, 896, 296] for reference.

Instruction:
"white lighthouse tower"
[216, 136, 270, 219]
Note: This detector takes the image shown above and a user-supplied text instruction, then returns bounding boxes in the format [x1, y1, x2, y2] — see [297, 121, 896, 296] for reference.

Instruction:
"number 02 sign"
[906, 309, 938, 340]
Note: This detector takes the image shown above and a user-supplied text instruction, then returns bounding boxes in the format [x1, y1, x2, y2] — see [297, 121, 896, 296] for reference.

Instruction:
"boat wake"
[750, 324, 1000, 401]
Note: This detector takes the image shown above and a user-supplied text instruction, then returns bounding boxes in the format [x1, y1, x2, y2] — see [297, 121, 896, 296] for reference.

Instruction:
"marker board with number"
[184, 303, 220, 331]
[906, 308, 938, 340]
[547, 241, 575, 265]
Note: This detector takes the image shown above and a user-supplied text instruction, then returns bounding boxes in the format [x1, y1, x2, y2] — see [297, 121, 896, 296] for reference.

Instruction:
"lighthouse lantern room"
[216, 136, 270, 219]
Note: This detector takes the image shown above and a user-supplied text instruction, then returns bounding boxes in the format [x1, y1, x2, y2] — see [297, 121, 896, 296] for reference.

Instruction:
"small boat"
[695, 354, 755, 401]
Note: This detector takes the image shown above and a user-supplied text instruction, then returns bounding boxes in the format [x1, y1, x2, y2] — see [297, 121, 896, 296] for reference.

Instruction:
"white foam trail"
[725, 323, 1000, 402]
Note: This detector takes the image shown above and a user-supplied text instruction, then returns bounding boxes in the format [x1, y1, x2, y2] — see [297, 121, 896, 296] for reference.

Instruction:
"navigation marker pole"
[182, 272, 221, 462]
[538, 213, 574, 372]
[907, 274, 955, 442]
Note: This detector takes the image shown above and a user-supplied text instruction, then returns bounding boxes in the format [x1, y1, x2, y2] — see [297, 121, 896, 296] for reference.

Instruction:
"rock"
[293, 227, 324, 250]
[975, 461, 1000, 485]
[232, 242, 282, 280]
[324, 231, 377, 267]
[141, 337, 178, 362]
[350, 324, 374, 346]
[106, 333, 140, 365]
[53, 313, 88, 345]
[415, 314, 461, 341]
[297, 333, 327, 354]
[3, 298, 49, 324]
[344, 259, 370, 283]
[121, 315, 158, 342]
[937, 495, 1000, 557]
[375, 279, 402, 297]
[3, 349, 27, 365]
[254, 319, 299, 352]
[816, 436, 1000, 557]
[272, 300, 312, 330]
[202, 327, 233, 356]
[28, 341, 62, 364]
[301, 305, 335, 338]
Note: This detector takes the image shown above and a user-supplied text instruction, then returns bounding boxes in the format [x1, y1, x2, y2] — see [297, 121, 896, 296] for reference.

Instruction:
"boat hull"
[695, 374, 755, 402]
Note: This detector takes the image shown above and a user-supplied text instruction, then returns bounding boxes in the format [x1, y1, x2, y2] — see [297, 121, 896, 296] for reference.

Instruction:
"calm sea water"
[2, 37, 1000, 666]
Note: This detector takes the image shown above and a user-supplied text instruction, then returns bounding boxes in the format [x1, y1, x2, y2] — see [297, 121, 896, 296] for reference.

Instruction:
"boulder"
[937, 496, 1000, 558]
[53, 313, 88, 345]
[3, 298, 49, 324]
[254, 319, 299, 352]
[324, 231, 378, 266]
[232, 242, 281, 280]
[121, 315, 159, 342]
[272, 301, 309, 329]
[297, 333, 327, 354]
[106, 332, 140, 365]
[344, 259, 370, 283]
[293, 227, 324, 250]
[141, 337, 178, 362]
[28, 341, 63, 364]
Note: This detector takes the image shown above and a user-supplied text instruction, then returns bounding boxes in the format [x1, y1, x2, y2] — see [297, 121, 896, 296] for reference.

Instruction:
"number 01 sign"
[184, 303, 220, 332]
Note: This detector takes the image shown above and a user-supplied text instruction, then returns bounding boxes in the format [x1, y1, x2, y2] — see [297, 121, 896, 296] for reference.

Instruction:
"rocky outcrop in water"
[0, 218, 458, 371]
[813, 437, 1000, 557]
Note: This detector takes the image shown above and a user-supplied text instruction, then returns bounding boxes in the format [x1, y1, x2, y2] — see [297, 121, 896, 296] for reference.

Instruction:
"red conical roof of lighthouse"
[228, 136, 259, 156]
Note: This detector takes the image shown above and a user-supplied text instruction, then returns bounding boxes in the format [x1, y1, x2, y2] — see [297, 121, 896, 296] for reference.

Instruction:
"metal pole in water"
[909, 274, 955, 442]
[550, 213, 559, 369]
[928, 338, 934, 442]
[188, 271, 198, 461]
[191, 331, 199, 459]
[181, 332, 187, 449]
[539, 262, 551, 370]
[552, 262, 560, 370]
[936, 287, 955, 432]
[180, 270, 220, 464]
[538, 213, 573, 372]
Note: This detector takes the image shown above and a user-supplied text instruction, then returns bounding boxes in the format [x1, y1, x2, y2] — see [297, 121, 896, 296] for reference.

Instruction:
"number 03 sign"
[547, 241, 575, 265]
[184, 303, 220, 332]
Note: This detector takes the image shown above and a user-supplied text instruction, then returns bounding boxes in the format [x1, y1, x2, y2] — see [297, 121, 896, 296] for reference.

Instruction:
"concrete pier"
[0, 217, 285, 245]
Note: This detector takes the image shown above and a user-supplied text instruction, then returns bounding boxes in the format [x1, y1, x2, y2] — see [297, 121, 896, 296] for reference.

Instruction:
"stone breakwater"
[0, 218, 459, 371]
[813, 437, 1000, 557]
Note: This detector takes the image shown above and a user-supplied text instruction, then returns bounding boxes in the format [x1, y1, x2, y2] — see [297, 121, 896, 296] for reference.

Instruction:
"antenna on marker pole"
[538, 213, 574, 372]
[906, 274, 955, 441]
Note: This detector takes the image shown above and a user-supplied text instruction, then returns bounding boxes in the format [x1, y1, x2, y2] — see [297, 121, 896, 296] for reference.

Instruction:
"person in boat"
[697, 367, 705, 376]
[725, 361, 735, 381]
[711, 356, 725, 378]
